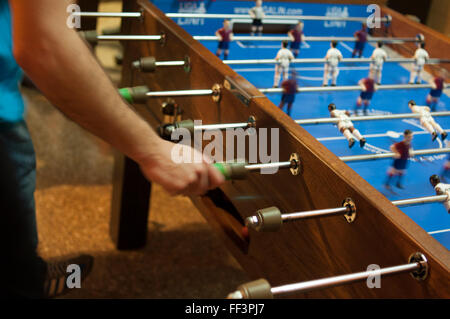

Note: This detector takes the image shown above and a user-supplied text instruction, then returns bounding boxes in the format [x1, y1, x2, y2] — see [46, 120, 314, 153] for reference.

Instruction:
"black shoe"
[43, 254, 94, 298]
[331, 84, 336, 86]
[360, 138, 366, 148]
[432, 132, 438, 141]
[348, 138, 355, 148]
[377, 82, 381, 85]
[442, 132, 448, 141]
[396, 183, 404, 189]
[322, 84, 328, 87]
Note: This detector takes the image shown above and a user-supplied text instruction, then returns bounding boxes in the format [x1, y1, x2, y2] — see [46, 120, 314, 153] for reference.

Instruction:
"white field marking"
[233, 66, 370, 72]
[296, 75, 323, 81]
[361, 143, 390, 154]
[428, 228, 450, 235]
[235, 41, 310, 49]
[316, 129, 450, 142]
[340, 41, 355, 53]
[402, 118, 443, 148]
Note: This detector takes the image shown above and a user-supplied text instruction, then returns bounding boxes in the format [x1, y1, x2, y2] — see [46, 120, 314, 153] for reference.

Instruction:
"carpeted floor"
[25, 0, 248, 299]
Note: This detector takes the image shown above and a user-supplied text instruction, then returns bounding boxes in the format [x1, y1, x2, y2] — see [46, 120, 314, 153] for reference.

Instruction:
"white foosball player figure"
[408, 100, 447, 142]
[328, 103, 366, 148]
[429, 174, 450, 214]
[273, 40, 294, 88]
[409, 42, 429, 84]
[323, 41, 343, 87]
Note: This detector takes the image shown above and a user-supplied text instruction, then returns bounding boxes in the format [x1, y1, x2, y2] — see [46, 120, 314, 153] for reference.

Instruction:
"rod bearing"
[342, 198, 357, 223]
[408, 252, 428, 281]
[211, 84, 222, 102]
[289, 153, 300, 176]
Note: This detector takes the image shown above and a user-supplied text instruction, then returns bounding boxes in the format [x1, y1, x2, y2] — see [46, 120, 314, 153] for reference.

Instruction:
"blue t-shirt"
[0, 0, 25, 123]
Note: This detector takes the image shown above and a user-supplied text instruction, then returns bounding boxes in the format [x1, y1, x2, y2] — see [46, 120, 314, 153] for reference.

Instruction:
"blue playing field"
[154, 0, 450, 249]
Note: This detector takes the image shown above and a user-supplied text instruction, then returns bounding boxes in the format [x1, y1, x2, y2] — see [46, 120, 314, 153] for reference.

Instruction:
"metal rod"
[295, 111, 450, 125]
[73, 12, 142, 18]
[340, 148, 450, 163]
[166, 12, 390, 23]
[89, 34, 422, 44]
[270, 262, 422, 296]
[282, 194, 447, 221]
[245, 161, 292, 171]
[95, 35, 162, 41]
[392, 194, 448, 207]
[282, 207, 348, 221]
[193, 35, 420, 43]
[145, 89, 213, 98]
[224, 58, 450, 65]
[195, 123, 249, 131]
[155, 61, 186, 67]
[261, 83, 450, 94]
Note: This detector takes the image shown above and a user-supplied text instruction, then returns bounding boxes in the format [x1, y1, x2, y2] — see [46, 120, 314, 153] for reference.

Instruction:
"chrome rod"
[194, 35, 420, 43]
[224, 58, 450, 65]
[73, 12, 142, 18]
[392, 195, 448, 207]
[145, 89, 213, 97]
[195, 123, 249, 131]
[340, 148, 450, 163]
[155, 61, 186, 67]
[245, 161, 292, 171]
[295, 111, 450, 125]
[282, 207, 348, 221]
[96, 35, 162, 41]
[270, 262, 421, 296]
[261, 83, 449, 94]
[166, 13, 390, 23]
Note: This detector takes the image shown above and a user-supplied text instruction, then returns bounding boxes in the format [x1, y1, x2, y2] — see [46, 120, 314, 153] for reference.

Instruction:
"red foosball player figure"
[356, 77, 377, 115]
[288, 20, 304, 58]
[352, 23, 368, 58]
[215, 19, 233, 60]
[426, 71, 446, 112]
[278, 70, 298, 117]
[385, 130, 413, 190]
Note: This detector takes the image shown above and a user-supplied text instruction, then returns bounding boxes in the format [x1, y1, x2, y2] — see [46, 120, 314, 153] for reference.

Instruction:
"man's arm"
[9, 0, 224, 195]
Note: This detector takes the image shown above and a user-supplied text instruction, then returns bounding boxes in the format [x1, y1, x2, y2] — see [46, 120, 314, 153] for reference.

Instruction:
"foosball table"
[78, 0, 450, 298]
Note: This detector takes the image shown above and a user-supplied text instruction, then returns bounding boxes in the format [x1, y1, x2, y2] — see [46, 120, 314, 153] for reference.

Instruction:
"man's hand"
[138, 140, 225, 196]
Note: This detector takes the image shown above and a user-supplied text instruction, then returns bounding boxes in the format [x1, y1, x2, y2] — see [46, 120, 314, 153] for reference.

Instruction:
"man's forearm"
[10, 0, 160, 164]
